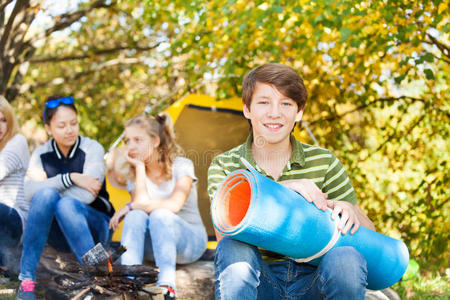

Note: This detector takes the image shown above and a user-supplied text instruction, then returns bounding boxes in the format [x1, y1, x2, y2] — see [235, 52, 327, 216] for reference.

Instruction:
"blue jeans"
[0, 203, 22, 266]
[215, 238, 367, 300]
[19, 187, 111, 281]
[120, 208, 207, 290]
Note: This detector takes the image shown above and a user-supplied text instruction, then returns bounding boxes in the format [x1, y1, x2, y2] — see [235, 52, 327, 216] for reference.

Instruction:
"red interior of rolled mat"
[222, 177, 251, 227]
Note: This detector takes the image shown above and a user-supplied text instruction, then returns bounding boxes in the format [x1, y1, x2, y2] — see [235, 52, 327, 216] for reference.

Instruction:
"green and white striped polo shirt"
[208, 133, 357, 205]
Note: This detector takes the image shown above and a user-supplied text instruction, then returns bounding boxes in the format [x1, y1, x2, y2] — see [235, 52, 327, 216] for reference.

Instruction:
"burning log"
[81, 243, 126, 266]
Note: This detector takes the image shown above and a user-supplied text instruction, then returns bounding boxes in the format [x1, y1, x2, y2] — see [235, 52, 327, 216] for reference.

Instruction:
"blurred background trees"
[1, 0, 448, 276]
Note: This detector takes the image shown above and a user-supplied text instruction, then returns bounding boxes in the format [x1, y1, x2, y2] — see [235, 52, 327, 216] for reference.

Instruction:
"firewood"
[111, 245, 127, 263]
[60, 263, 158, 278]
[92, 284, 116, 296]
[71, 286, 91, 300]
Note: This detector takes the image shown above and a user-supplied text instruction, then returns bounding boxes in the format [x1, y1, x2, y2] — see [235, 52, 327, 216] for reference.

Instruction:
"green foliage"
[8, 0, 450, 272]
[393, 270, 450, 299]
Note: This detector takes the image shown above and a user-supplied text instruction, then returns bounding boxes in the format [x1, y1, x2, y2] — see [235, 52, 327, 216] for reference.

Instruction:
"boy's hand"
[326, 200, 360, 235]
[280, 179, 328, 211]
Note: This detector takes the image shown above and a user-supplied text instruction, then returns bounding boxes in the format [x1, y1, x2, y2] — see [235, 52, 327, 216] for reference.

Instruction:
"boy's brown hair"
[242, 63, 308, 111]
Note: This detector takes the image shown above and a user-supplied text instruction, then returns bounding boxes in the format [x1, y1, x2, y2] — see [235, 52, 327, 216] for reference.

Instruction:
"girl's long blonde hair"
[0, 96, 19, 151]
[125, 112, 180, 180]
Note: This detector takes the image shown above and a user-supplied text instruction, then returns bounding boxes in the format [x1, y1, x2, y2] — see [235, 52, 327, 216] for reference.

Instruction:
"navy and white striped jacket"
[25, 136, 114, 217]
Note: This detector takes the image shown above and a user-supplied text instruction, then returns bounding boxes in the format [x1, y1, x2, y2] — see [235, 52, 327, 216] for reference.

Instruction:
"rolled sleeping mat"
[211, 158, 409, 290]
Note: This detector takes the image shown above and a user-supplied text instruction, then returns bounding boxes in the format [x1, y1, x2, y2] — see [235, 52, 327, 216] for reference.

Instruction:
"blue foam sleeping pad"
[211, 163, 409, 290]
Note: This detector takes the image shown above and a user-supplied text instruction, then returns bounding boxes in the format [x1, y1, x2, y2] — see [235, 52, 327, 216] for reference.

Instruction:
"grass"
[391, 270, 449, 299]
[0, 276, 18, 300]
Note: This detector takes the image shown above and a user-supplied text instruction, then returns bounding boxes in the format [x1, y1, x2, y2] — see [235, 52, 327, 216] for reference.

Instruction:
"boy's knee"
[214, 238, 262, 290]
[325, 246, 366, 269]
[320, 246, 367, 287]
[215, 238, 259, 266]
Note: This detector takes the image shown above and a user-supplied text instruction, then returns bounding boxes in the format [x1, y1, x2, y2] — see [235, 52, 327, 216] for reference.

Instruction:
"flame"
[107, 257, 113, 273]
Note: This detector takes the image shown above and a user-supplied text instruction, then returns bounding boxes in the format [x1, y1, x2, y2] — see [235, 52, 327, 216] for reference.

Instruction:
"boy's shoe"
[16, 279, 36, 300]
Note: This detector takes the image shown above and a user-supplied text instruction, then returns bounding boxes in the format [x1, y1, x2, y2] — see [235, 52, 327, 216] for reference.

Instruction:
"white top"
[0, 134, 30, 232]
[127, 157, 206, 229]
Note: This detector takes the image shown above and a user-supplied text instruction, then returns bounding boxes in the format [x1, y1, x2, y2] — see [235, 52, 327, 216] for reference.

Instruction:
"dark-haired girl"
[109, 113, 207, 299]
[17, 96, 114, 300]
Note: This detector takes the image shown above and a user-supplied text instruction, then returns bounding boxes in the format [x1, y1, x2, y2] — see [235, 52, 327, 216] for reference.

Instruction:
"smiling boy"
[208, 63, 375, 299]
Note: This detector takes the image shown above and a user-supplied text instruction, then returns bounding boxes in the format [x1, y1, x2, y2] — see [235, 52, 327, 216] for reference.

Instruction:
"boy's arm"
[323, 153, 375, 233]
[282, 177, 374, 234]
[355, 203, 375, 230]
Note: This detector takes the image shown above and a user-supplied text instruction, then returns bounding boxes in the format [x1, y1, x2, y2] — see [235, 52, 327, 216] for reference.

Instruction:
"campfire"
[37, 243, 159, 299]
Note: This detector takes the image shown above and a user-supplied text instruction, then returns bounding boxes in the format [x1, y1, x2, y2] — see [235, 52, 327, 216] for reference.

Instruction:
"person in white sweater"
[0, 96, 30, 277]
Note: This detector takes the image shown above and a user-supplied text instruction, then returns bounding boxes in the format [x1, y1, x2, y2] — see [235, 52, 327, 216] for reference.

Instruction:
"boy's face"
[243, 82, 303, 147]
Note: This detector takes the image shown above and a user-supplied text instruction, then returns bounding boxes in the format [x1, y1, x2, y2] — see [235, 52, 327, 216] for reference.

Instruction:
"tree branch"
[0, 0, 14, 29]
[0, 0, 14, 12]
[310, 96, 427, 125]
[29, 43, 161, 63]
[10, 7, 36, 64]
[426, 33, 450, 60]
[430, 53, 450, 65]
[22, 56, 150, 92]
[5, 47, 35, 100]
[46, 0, 115, 38]
[435, 197, 449, 211]
[0, 0, 30, 56]
[374, 114, 426, 153]
[27, 0, 116, 48]
[1, 0, 118, 102]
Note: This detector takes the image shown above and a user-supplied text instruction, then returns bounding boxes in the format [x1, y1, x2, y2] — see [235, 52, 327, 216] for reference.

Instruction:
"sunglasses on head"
[43, 96, 74, 121]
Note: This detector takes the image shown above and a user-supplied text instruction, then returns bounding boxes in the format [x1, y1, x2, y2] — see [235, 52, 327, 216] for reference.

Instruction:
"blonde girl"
[109, 113, 207, 299]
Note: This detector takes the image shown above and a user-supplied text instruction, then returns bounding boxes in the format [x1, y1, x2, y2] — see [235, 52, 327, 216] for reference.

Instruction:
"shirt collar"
[288, 134, 305, 169]
[240, 133, 305, 173]
[241, 133, 262, 173]
[51, 136, 80, 160]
